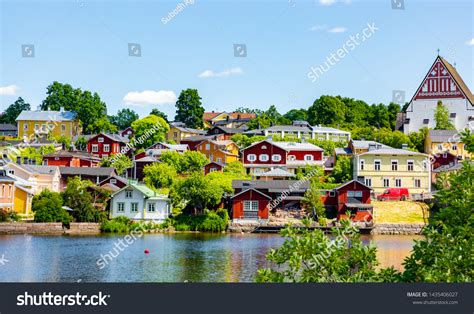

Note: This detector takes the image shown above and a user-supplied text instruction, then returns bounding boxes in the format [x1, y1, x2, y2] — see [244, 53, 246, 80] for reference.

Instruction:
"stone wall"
[0, 223, 101, 235]
[371, 223, 425, 235]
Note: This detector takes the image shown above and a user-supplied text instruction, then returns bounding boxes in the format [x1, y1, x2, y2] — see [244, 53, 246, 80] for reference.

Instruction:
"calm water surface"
[0, 233, 423, 282]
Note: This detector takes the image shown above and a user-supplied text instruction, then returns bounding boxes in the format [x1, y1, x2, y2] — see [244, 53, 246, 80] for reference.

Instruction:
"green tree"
[0, 97, 30, 124]
[328, 156, 353, 184]
[387, 102, 401, 130]
[223, 161, 246, 177]
[183, 151, 209, 173]
[100, 154, 132, 175]
[87, 116, 117, 133]
[434, 100, 455, 130]
[283, 109, 308, 122]
[175, 89, 205, 129]
[256, 219, 398, 282]
[143, 163, 177, 190]
[409, 127, 429, 152]
[308, 95, 345, 126]
[32, 189, 71, 224]
[150, 109, 169, 122]
[369, 104, 391, 129]
[74, 136, 88, 151]
[61, 177, 105, 222]
[131, 115, 169, 149]
[110, 109, 139, 130]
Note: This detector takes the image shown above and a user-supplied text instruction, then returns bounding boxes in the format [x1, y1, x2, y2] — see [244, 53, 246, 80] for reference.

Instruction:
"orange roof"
[203, 112, 256, 121]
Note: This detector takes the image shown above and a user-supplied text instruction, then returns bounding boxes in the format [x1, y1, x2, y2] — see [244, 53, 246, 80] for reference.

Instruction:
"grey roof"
[243, 129, 265, 136]
[171, 123, 206, 135]
[428, 129, 460, 143]
[311, 126, 350, 134]
[272, 141, 323, 152]
[256, 168, 295, 177]
[16, 110, 77, 122]
[20, 164, 59, 175]
[358, 148, 428, 156]
[209, 126, 245, 134]
[266, 125, 312, 132]
[232, 179, 310, 191]
[432, 162, 464, 173]
[0, 124, 17, 131]
[59, 166, 116, 177]
[43, 150, 101, 160]
[180, 135, 217, 142]
[95, 133, 130, 143]
[335, 147, 352, 155]
[351, 140, 390, 150]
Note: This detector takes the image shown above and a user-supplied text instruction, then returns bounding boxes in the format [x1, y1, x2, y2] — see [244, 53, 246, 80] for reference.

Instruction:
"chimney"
[24, 157, 29, 165]
[16, 156, 21, 164]
[401, 143, 408, 150]
[31, 159, 36, 165]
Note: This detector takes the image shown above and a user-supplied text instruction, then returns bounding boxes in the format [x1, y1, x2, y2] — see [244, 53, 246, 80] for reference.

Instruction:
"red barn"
[431, 151, 458, 170]
[42, 151, 101, 167]
[230, 188, 271, 220]
[87, 133, 130, 158]
[322, 180, 373, 221]
[242, 140, 323, 174]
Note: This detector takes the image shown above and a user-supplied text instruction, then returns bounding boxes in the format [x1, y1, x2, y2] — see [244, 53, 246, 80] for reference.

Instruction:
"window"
[92, 144, 99, 153]
[209, 168, 217, 172]
[443, 153, 447, 158]
[34, 124, 39, 130]
[391, 160, 398, 171]
[365, 178, 372, 187]
[98, 137, 104, 143]
[450, 112, 456, 118]
[360, 159, 365, 170]
[247, 154, 256, 162]
[244, 200, 258, 212]
[125, 190, 133, 198]
[423, 160, 428, 171]
[217, 158, 222, 163]
[452, 144, 458, 151]
[437, 144, 443, 151]
[131, 203, 138, 213]
[288, 155, 296, 161]
[147, 203, 156, 212]
[374, 160, 381, 171]
[261, 145, 267, 149]
[110, 179, 117, 184]
[23, 123, 28, 130]
[117, 202, 125, 212]
[102, 154, 108, 158]
[103, 144, 110, 152]
[414, 179, 421, 188]
[354, 191, 363, 198]
[347, 191, 355, 197]
[407, 160, 414, 171]
[205, 144, 210, 151]
[173, 131, 178, 139]
[61, 124, 66, 131]
[423, 119, 429, 124]
[383, 178, 390, 187]
[329, 191, 336, 197]
[259, 154, 269, 162]
[305, 155, 313, 161]
[272, 154, 281, 162]
[54, 157, 59, 161]
[395, 178, 402, 187]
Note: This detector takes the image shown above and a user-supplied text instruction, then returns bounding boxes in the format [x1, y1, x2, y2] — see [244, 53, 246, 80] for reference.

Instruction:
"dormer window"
[98, 137, 104, 143]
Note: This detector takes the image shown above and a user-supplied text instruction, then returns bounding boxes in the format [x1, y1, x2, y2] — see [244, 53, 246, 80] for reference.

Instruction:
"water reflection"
[0, 233, 422, 282]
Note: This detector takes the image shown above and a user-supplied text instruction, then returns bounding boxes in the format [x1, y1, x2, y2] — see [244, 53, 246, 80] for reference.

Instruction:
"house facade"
[242, 140, 324, 174]
[166, 122, 206, 143]
[110, 182, 171, 221]
[424, 129, 472, 160]
[263, 122, 350, 142]
[58, 167, 116, 190]
[403, 56, 474, 134]
[353, 148, 431, 194]
[43, 151, 101, 167]
[7, 163, 61, 193]
[196, 139, 239, 165]
[207, 126, 244, 140]
[16, 110, 81, 139]
[0, 170, 15, 212]
[203, 161, 224, 175]
[0, 124, 17, 137]
[87, 133, 129, 158]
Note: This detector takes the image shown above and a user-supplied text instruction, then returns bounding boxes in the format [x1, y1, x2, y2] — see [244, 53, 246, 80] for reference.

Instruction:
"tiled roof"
[440, 57, 474, 105]
[16, 110, 77, 122]
[428, 129, 460, 143]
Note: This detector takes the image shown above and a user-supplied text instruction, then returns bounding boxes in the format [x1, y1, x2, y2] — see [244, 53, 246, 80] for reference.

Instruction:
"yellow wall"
[14, 187, 32, 215]
[424, 138, 472, 160]
[17, 120, 80, 139]
[354, 154, 431, 194]
[196, 140, 239, 164]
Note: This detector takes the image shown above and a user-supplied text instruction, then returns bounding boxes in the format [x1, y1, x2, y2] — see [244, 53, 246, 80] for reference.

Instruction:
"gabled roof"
[16, 110, 77, 122]
[59, 166, 116, 177]
[351, 140, 390, 150]
[334, 179, 372, 191]
[112, 182, 169, 200]
[0, 124, 17, 131]
[14, 164, 59, 175]
[231, 188, 271, 200]
[256, 168, 295, 177]
[98, 175, 129, 186]
[208, 126, 245, 134]
[205, 161, 225, 168]
[89, 133, 130, 143]
[428, 129, 460, 143]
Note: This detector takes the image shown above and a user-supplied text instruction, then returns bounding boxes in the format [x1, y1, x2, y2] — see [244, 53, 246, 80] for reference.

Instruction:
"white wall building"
[111, 182, 171, 222]
[403, 56, 474, 134]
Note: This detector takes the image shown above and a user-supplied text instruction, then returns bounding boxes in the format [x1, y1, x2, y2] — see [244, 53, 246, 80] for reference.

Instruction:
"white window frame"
[407, 160, 414, 171]
[205, 143, 210, 151]
[261, 145, 267, 150]
[92, 144, 99, 153]
[360, 159, 365, 171]
[305, 154, 314, 161]
[374, 160, 381, 171]
[244, 200, 258, 212]
[329, 191, 336, 197]
[147, 202, 156, 212]
[117, 202, 125, 213]
[288, 155, 296, 161]
[395, 178, 402, 187]
[272, 154, 281, 162]
[354, 191, 363, 198]
[247, 154, 257, 162]
[98, 137, 104, 143]
[103, 144, 110, 152]
[391, 160, 398, 171]
[217, 157, 222, 164]
[125, 190, 133, 198]
[131, 202, 138, 213]
[23, 123, 28, 130]
[259, 154, 269, 162]
[110, 179, 117, 184]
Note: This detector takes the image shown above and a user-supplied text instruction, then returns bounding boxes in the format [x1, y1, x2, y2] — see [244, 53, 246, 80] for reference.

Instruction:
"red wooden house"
[242, 139, 323, 174]
[322, 180, 373, 221]
[99, 175, 129, 192]
[431, 151, 458, 171]
[230, 188, 272, 220]
[120, 127, 133, 138]
[204, 161, 224, 174]
[87, 133, 130, 158]
[43, 151, 101, 167]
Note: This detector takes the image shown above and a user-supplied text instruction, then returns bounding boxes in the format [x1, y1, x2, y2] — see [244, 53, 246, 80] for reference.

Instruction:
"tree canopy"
[131, 115, 169, 149]
[174, 89, 205, 129]
[110, 109, 139, 130]
[434, 100, 455, 130]
[0, 97, 30, 124]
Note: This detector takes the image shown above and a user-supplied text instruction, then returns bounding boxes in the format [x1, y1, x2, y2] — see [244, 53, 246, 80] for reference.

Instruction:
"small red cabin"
[204, 161, 224, 175]
[43, 151, 100, 167]
[231, 188, 271, 220]
[87, 133, 130, 158]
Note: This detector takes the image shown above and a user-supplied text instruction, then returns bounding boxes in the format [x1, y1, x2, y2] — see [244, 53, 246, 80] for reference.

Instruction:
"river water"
[0, 233, 423, 282]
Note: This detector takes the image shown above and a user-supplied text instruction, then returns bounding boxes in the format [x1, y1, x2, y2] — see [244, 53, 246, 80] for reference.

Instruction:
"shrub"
[100, 216, 133, 233]
[32, 189, 71, 224]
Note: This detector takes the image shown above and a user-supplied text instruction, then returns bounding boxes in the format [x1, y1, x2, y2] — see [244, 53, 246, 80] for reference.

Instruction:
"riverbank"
[0, 222, 100, 235]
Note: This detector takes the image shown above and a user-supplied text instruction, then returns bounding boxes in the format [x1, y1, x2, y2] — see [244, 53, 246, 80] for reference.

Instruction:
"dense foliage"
[0, 97, 30, 125]
[110, 109, 139, 130]
[32, 189, 71, 224]
[174, 89, 205, 129]
[131, 115, 170, 149]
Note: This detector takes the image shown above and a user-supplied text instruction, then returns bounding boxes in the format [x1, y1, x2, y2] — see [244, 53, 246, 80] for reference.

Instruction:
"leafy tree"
[434, 100, 455, 130]
[32, 189, 71, 224]
[100, 154, 132, 175]
[54, 136, 72, 150]
[308, 139, 346, 156]
[0, 97, 30, 124]
[223, 161, 246, 177]
[246, 114, 271, 130]
[74, 136, 88, 151]
[175, 89, 205, 129]
[87, 116, 117, 133]
[256, 219, 398, 282]
[369, 104, 391, 130]
[340, 97, 370, 126]
[379, 128, 412, 149]
[460, 129, 474, 153]
[40, 82, 109, 134]
[159, 150, 208, 174]
[110, 109, 139, 130]
[409, 127, 429, 152]
[283, 109, 308, 122]
[308, 95, 345, 126]
[150, 109, 169, 122]
[143, 163, 177, 189]
[131, 114, 169, 149]
[230, 134, 266, 148]
[328, 156, 353, 183]
[61, 177, 106, 222]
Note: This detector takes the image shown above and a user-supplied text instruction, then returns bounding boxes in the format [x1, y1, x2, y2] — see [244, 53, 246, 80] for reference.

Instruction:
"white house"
[110, 182, 171, 222]
[403, 56, 474, 134]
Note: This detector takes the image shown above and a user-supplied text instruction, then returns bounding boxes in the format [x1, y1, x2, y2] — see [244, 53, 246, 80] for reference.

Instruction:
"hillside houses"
[16, 110, 81, 140]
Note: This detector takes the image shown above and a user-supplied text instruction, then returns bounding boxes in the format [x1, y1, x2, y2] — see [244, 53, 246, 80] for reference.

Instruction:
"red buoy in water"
[144, 249, 150, 254]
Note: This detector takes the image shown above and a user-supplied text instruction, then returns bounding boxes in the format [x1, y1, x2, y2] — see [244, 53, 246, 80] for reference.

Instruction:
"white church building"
[402, 56, 474, 134]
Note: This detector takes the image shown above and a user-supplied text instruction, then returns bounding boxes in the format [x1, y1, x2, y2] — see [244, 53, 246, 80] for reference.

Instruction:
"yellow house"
[353, 148, 431, 194]
[16, 110, 81, 140]
[424, 129, 472, 160]
[166, 122, 206, 143]
[196, 139, 240, 165]
[7, 163, 61, 194]
[14, 184, 34, 218]
[203, 112, 256, 129]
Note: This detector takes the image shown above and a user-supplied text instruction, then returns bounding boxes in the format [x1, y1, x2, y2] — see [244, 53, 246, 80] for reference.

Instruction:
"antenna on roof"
[437, 48, 440, 56]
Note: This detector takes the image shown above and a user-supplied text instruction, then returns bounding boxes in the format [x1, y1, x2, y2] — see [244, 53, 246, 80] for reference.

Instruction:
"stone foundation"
[371, 223, 425, 235]
[0, 223, 101, 235]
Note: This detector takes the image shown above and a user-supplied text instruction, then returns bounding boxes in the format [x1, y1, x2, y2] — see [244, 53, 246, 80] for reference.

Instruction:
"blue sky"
[1, 0, 473, 119]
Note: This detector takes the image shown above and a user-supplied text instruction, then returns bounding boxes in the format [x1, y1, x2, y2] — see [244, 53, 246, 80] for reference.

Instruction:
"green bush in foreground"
[0, 209, 20, 222]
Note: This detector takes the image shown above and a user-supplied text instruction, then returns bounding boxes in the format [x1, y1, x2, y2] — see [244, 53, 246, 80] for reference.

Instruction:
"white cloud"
[309, 25, 328, 31]
[0, 85, 19, 95]
[123, 90, 177, 106]
[318, 0, 336, 5]
[328, 27, 347, 33]
[198, 67, 243, 78]
[467, 38, 474, 46]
